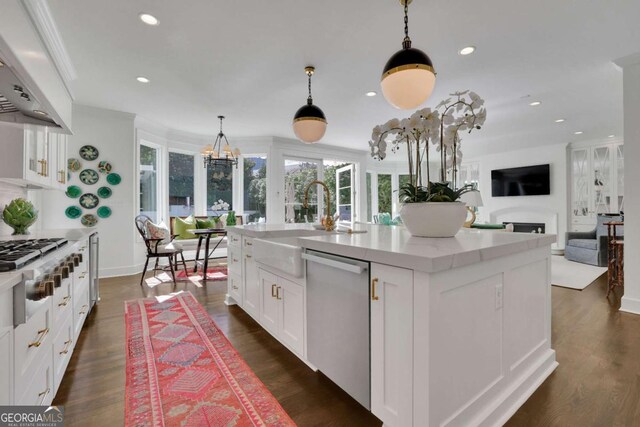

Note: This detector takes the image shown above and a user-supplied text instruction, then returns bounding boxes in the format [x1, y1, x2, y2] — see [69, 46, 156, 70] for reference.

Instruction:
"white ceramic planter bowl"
[399, 202, 467, 238]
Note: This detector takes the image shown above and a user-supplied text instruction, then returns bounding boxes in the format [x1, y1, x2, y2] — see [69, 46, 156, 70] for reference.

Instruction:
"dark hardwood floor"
[53, 265, 639, 426]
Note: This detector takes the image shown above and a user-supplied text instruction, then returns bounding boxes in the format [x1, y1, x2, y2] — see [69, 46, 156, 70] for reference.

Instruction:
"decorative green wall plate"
[65, 206, 82, 219]
[106, 173, 121, 185]
[65, 185, 82, 198]
[97, 206, 112, 218]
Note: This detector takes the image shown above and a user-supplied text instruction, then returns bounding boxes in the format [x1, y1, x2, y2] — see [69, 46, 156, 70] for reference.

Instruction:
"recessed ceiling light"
[529, 101, 541, 106]
[366, 91, 377, 97]
[136, 76, 150, 83]
[555, 118, 565, 123]
[139, 13, 159, 26]
[574, 131, 583, 135]
[33, 110, 48, 116]
[608, 134, 615, 138]
[459, 46, 476, 56]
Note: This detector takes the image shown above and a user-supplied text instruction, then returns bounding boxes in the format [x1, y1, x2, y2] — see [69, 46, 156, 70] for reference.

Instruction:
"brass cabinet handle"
[37, 159, 46, 176]
[233, 258, 238, 263]
[371, 277, 379, 301]
[58, 295, 71, 307]
[245, 241, 253, 246]
[41, 159, 48, 177]
[276, 286, 282, 300]
[232, 284, 239, 290]
[58, 170, 66, 184]
[59, 338, 73, 355]
[28, 327, 50, 348]
[271, 284, 277, 298]
[37, 387, 51, 405]
[79, 304, 89, 315]
[246, 254, 252, 259]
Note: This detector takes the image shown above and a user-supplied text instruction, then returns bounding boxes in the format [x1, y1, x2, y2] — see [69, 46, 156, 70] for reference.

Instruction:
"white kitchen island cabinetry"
[370, 263, 414, 427]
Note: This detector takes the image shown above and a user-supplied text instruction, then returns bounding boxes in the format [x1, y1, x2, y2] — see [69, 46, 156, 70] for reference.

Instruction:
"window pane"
[207, 164, 233, 216]
[399, 174, 411, 189]
[378, 174, 392, 215]
[169, 152, 194, 217]
[323, 161, 352, 221]
[366, 172, 372, 222]
[285, 160, 318, 223]
[139, 144, 158, 222]
[244, 156, 267, 224]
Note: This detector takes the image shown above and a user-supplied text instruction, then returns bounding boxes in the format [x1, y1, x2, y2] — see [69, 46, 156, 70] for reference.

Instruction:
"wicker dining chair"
[135, 215, 188, 289]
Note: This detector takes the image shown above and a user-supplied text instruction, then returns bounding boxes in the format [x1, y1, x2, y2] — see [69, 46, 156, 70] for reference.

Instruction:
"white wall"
[466, 144, 568, 250]
[616, 53, 640, 315]
[41, 104, 137, 277]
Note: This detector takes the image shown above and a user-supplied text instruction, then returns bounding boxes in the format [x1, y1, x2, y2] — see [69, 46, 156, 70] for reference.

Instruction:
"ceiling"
[49, 0, 640, 156]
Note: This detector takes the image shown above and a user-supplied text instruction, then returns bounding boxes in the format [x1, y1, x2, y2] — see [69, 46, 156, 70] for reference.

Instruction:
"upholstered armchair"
[565, 214, 623, 266]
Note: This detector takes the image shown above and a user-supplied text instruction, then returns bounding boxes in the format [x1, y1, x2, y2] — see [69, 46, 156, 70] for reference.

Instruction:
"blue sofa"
[565, 214, 623, 267]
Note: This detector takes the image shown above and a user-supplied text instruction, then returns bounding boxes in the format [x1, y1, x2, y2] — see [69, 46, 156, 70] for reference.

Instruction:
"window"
[139, 143, 160, 222]
[207, 163, 233, 216]
[284, 159, 320, 223]
[244, 156, 267, 223]
[377, 174, 392, 215]
[168, 152, 195, 217]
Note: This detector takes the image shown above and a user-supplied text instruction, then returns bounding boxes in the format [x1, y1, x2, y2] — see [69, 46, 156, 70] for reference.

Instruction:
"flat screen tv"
[491, 164, 550, 197]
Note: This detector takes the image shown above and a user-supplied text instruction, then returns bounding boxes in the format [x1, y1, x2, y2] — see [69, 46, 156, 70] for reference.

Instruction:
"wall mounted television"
[491, 164, 550, 197]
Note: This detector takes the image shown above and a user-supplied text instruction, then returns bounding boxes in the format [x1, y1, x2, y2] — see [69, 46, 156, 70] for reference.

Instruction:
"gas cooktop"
[0, 238, 68, 272]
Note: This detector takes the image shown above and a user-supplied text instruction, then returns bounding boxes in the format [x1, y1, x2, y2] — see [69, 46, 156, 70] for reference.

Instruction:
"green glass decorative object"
[97, 206, 111, 218]
[66, 185, 82, 198]
[106, 173, 121, 185]
[65, 206, 82, 219]
[97, 187, 112, 198]
[2, 198, 38, 235]
[226, 211, 237, 226]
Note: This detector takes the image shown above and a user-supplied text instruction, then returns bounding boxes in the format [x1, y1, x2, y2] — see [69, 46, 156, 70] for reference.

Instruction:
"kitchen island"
[226, 224, 557, 427]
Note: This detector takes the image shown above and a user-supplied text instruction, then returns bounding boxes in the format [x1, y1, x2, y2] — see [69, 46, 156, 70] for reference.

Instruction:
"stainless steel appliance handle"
[302, 252, 366, 274]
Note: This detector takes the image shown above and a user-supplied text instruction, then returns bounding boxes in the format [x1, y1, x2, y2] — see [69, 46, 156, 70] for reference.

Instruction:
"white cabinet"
[258, 268, 304, 356]
[370, 263, 413, 427]
[259, 269, 279, 335]
[570, 142, 624, 231]
[0, 124, 67, 189]
[0, 327, 12, 405]
[243, 252, 260, 319]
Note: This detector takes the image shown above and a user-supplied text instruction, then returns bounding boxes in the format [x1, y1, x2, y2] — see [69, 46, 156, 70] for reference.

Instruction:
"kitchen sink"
[252, 236, 305, 277]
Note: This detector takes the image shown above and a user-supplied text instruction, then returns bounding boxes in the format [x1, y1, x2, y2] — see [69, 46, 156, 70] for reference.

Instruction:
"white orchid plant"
[211, 199, 230, 211]
[369, 90, 487, 202]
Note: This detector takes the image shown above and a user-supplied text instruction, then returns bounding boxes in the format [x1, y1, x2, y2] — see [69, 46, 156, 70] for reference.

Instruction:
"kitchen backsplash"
[0, 182, 32, 236]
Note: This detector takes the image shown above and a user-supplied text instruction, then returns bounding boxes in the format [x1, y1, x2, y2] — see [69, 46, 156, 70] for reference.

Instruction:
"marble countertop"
[0, 228, 97, 293]
[299, 224, 556, 273]
[227, 223, 331, 238]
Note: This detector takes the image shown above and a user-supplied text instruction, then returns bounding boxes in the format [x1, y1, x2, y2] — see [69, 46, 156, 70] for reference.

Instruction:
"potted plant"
[369, 91, 486, 237]
[2, 198, 38, 235]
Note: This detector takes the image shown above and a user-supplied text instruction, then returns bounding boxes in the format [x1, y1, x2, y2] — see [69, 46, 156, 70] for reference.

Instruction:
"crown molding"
[21, 0, 77, 94]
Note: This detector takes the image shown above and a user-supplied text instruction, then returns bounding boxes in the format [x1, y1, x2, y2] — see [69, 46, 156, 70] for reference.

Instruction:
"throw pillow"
[196, 218, 215, 229]
[174, 215, 196, 240]
[145, 220, 171, 244]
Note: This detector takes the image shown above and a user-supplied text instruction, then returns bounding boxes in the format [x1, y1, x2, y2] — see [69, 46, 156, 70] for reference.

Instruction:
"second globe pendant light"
[292, 66, 327, 144]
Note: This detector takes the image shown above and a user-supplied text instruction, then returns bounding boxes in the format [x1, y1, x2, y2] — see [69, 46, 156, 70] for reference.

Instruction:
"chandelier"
[201, 115, 240, 170]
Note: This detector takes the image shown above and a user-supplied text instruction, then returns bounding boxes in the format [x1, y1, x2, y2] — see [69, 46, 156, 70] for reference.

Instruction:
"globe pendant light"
[381, 0, 436, 110]
[293, 66, 327, 143]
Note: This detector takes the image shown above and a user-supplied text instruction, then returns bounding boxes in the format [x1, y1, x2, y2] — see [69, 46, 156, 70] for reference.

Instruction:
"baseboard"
[479, 350, 558, 427]
[620, 296, 640, 315]
[99, 263, 145, 278]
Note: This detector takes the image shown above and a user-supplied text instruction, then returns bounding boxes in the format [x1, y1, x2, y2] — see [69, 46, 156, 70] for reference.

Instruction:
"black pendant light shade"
[292, 66, 327, 143]
[381, 0, 436, 109]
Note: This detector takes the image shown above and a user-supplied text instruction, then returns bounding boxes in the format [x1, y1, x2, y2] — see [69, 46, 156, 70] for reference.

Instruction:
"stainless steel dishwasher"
[303, 249, 371, 410]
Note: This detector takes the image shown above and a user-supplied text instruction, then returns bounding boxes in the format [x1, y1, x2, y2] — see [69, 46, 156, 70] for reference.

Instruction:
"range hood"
[0, 57, 60, 128]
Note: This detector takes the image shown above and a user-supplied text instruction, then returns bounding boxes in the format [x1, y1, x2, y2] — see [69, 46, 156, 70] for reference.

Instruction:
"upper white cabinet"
[569, 142, 623, 231]
[0, 124, 68, 190]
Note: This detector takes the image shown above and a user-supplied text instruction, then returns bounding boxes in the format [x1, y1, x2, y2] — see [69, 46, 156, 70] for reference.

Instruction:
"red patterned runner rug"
[125, 291, 296, 426]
